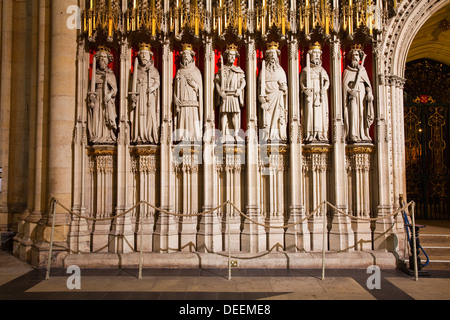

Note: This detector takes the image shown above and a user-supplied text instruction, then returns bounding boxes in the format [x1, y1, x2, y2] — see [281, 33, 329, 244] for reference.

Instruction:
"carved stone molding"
[302, 144, 332, 155]
[87, 146, 116, 174]
[346, 144, 375, 155]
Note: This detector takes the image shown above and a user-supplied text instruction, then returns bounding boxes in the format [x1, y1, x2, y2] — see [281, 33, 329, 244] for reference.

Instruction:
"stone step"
[420, 245, 450, 256]
[426, 260, 450, 270]
[418, 234, 450, 244]
[401, 257, 450, 270]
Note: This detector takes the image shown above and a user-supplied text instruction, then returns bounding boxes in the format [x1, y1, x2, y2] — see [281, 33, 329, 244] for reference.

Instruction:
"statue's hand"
[278, 81, 287, 92]
[88, 93, 97, 104]
[219, 90, 227, 100]
[303, 88, 313, 97]
[348, 89, 358, 98]
[259, 95, 267, 105]
[367, 91, 374, 102]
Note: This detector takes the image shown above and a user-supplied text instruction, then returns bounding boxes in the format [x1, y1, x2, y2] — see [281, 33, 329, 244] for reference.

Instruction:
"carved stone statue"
[129, 43, 160, 145]
[214, 44, 246, 143]
[258, 42, 288, 142]
[173, 44, 203, 143]
[88, 46, 118, 145]
[300, 42, 330, 143]
[343, 44, 374, 143]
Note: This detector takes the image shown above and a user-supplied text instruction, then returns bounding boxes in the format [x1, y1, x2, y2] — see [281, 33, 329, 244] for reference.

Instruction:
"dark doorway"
[404, 59, 450, 219]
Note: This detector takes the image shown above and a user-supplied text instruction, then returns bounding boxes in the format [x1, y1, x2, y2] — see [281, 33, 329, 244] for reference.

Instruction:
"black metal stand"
[402, 224, 430, 277]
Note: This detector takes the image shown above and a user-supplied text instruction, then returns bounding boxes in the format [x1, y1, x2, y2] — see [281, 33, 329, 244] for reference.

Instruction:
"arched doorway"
[404, 59, 450, 219]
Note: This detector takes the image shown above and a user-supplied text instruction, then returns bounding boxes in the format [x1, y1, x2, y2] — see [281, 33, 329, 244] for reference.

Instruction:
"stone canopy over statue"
[87, 46, 118, 145]
[300, 42, 330, 143]
[214, 44, 246, 144]
[258, 42, 288, 143]
[129, 43, 160, 145]
[173, 44, 203, 144]
[343, 44, 374, 143]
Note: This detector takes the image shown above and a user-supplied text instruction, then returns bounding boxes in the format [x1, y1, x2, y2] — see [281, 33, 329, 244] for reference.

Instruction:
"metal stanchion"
[411, 202, 419, 281]
[138, 211, 144, 280]
[45, 199, 57, 280]
[322, 202, 326, 281]
[227, 201, 232, 281]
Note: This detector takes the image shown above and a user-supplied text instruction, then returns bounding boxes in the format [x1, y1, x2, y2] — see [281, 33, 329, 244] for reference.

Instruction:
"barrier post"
[322, 202, 326, 281]
[411, 202, 418, 281]
[138, 208, 144, 280]
[227, 201, 232, 281]
[45, 198, 57, 280]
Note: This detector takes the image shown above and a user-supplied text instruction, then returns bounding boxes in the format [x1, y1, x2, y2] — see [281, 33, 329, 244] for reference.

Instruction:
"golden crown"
[182, 43, 194, 53]
[97, 45, 111, 54]
[226, 44, 239, 53]
[351, 44, 363, 51]
[139, 43, 152, 52]
[309, 42, 322, 51]
[267, 41, 279, 51]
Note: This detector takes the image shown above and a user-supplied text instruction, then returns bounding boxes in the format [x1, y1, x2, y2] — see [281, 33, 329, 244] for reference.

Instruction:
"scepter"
[261, 60, 268, 128]
[220, 54, 225, 93]
[349, 51, 367, 91]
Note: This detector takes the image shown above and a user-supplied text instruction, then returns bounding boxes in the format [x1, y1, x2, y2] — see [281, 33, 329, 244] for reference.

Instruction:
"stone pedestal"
[173, 143, 202, 251]
[259, 143, 289, 250]
[216, 143, 245, 252]
[303, 144, 331, 251]
[85, 146, 117, 253]
[130, 145, 159, 252]
[346, 144, 374, 251]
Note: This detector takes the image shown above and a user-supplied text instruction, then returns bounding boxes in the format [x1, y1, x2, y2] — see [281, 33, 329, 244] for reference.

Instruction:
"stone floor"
[1, 249, 450, 305]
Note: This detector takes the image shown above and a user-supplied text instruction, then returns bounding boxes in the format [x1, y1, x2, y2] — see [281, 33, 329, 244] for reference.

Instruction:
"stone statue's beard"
[351, 59, 360, 68]
[140, 59, 153, 68]
[311, 59, 322, 66]
[266, 60, 279, 72]
[98, 61, 108, 70]
[181, 58, 194, 68]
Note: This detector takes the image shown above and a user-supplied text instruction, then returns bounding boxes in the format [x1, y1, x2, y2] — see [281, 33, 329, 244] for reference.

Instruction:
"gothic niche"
[87, 46, 118, 145]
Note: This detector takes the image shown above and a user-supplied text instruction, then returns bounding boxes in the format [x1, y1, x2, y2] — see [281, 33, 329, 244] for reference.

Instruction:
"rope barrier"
[45, 197, 418, 282]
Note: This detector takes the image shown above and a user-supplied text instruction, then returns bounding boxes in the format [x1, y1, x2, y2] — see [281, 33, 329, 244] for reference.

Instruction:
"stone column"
[387, 75, 406, 249]
[109, 41, 134, 254]
[68, 36, 90, 255]
[285, 38, 310, 252]
[328, 37, 354, 252]
[31, 0, 78, 266]
[153, 40, 177, 253]
[241, 38, 265, 253]
[373, 43, 395, 251]
[20, 0, 50, 261]
[0, 0, 13, 230]
[395, 77, 407, 249]
[10, 0, 31, 252]
[197, 37, 221, 252]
